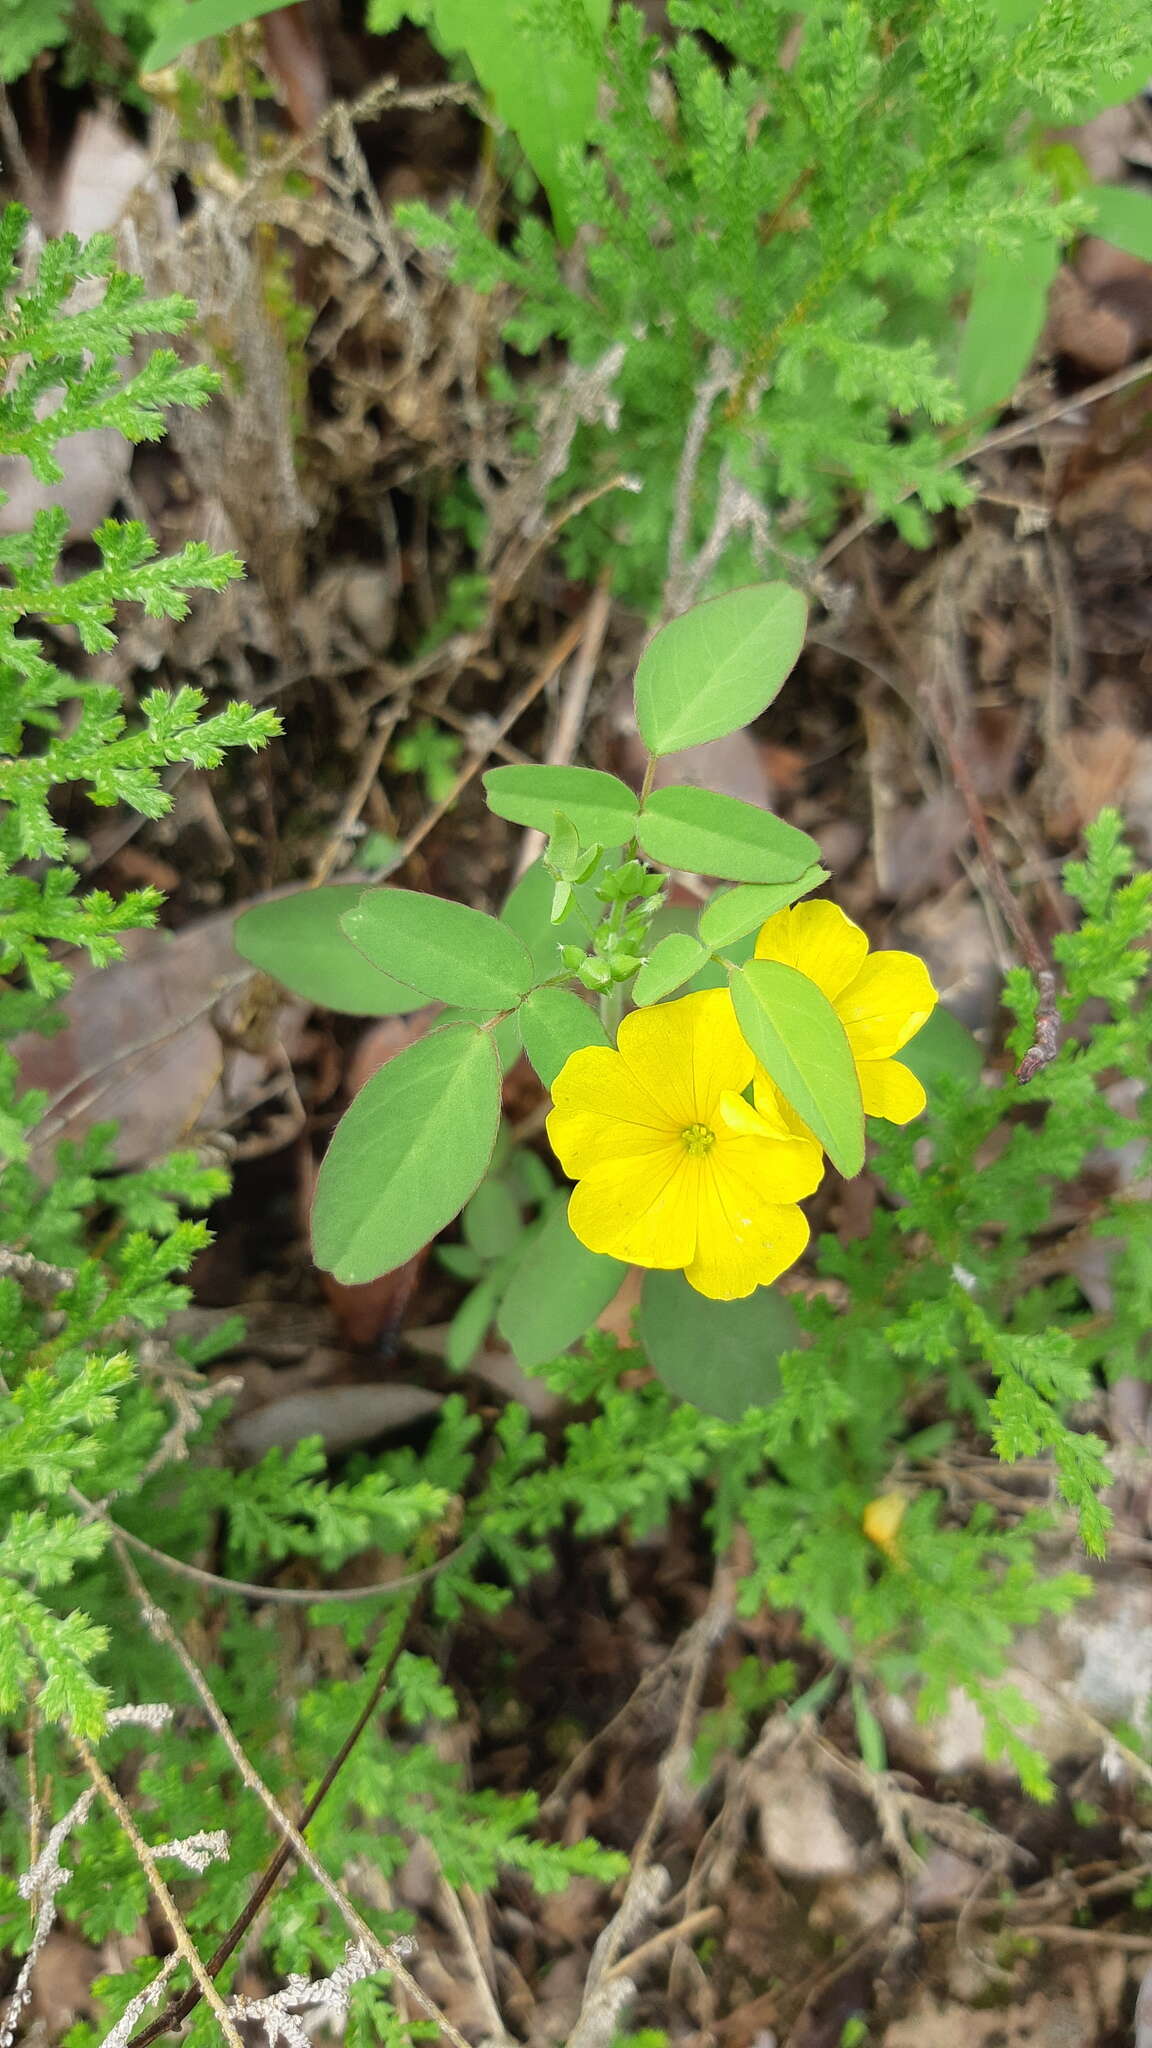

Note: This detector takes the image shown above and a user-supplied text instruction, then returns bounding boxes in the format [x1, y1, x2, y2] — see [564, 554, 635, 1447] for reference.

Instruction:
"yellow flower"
[547, 990, 824, 1301]
[749, 901, 937, 1130]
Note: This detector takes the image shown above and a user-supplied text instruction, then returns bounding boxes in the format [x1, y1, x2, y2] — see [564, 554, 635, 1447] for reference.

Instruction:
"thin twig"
[311, 708, 404, 886]
[126, 1579, 425, 2048]
[859, 554, 1061, 1081]
[113, 1552, 470, 2046]
[818, 353, 1152, 571]
[602, 1905, 721, 1985]
[593, 1559, 735, 1983]
[71, 1733, 246, 2048]
[0, 1246, 73, 1303]
[105, 1514, 473, 1605]
[513, 569, 616, 879]
[664, 348, 735, 606]
[435, 1864, 513, 2045]
[400, 601, 607, 863]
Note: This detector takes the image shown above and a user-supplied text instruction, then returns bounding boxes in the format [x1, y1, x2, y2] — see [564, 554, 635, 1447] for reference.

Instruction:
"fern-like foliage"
[0, 205, 276, 1006]
[399, 0, 1138, 605]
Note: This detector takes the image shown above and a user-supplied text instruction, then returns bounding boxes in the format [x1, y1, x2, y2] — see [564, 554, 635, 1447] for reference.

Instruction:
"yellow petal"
[858, 1057, 927, 1124]
[837, 951, 936, 1060]
[567, 1147, 698, 1268]
[616, 989, 754, 1127]
[754, 900, 869, 1004]
[751, 1071, 821, 1147]
[548, 1045, 676, 1178]
[717, 1088, 781, 1138]
[713, 1126, 824, 1205]
[684, 1160, 810, 1299]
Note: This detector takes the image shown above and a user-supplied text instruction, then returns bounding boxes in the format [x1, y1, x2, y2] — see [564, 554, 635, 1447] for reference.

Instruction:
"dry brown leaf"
[14, 911, 302, 1168]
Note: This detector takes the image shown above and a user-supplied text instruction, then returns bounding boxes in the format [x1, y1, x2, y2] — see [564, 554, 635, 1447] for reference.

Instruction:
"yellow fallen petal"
[837, 951, 936, 1060]
[863, 1490, 907, 1563]
[616, 989, 753, 1128]
[754, 900, 869, 1004]
[567, 1146, 698, 1268]
[858, 1057, 927, 1124]
[684, 1166, 810, 1299]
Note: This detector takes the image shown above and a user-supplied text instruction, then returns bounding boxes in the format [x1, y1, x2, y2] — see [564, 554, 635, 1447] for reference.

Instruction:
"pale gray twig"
[72, 1730, 245, 2048]
[113, 1544, 473, 2048]
[97, 1953, 182, 2048]
[664, 345, 736, 606]
[229, 1937, 384, 2046]
[2, 1790, 97, 2048]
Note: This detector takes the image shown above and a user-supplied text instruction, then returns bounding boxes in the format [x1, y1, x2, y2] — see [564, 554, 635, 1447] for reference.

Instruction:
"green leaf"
[634, 583, 808, 755]
[1088, 185, 1152, 263]
[463, 1175, 523, 1260]
[233, 887, 422, 1017]
[851, 1681, 887, 1774]
[342, 889, 535, 1012]
[730, 959, 864, 1177]
[637, 786, 821, 884]
[498, 1201, 625, 1367]
[423, 0, 609, 237]
[144, 0, 288, 68]
[312, 1023, 501, 1283]
[899, 1008, 984, 1095]
[637, 1269, 800, 1420]
[519, 985, 609, 1087]
[484, 765, 639, 849]
[698, 870, 828, 949]
[633, 933, 709, 1006]
[957, 235, 1060, 420]
[446, 1276, 502, 1370]
[439, 1007, 522, 1073]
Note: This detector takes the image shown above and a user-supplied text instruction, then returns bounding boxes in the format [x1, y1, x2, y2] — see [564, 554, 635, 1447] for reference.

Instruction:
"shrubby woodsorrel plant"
[254, 584, 940, 1325]
[4, 209, 1152, 2043]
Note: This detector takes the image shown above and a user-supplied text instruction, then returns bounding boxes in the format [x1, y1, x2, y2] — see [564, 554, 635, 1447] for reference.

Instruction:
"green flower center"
[680, 1122, 716, 1156]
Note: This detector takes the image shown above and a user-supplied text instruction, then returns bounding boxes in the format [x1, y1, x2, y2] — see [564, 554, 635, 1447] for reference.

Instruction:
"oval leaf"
[1089, 185, 1152, 264]
[957, 236, 1059, 420]
[519, 985, 609, 1087]
[899, 1007, 983, 1096]
[312, 1023, 501, 1283]
[637, 1269, 800, 1420]
[498, 1200, 626, 1367]
[144, 0, 284, 66]
[343, 889, 535, 1013]
[730, 958, 864, 1177]
[463, 1175, 524, 1260]
[633, 932, 709, 1006]
[698, 870, 828, 949]
[634, 583, 808, 755]
[446, 1276, 502, 1371]
[637, 785, 820, 884]
[234, 887, 421, 1017]
[484, 765, 639, 848]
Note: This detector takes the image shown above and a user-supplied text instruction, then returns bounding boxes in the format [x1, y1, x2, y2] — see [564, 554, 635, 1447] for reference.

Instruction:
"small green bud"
[579, 957, 612, 991]
[560, 944, 586, 972]
[610, 954, 643, 981]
